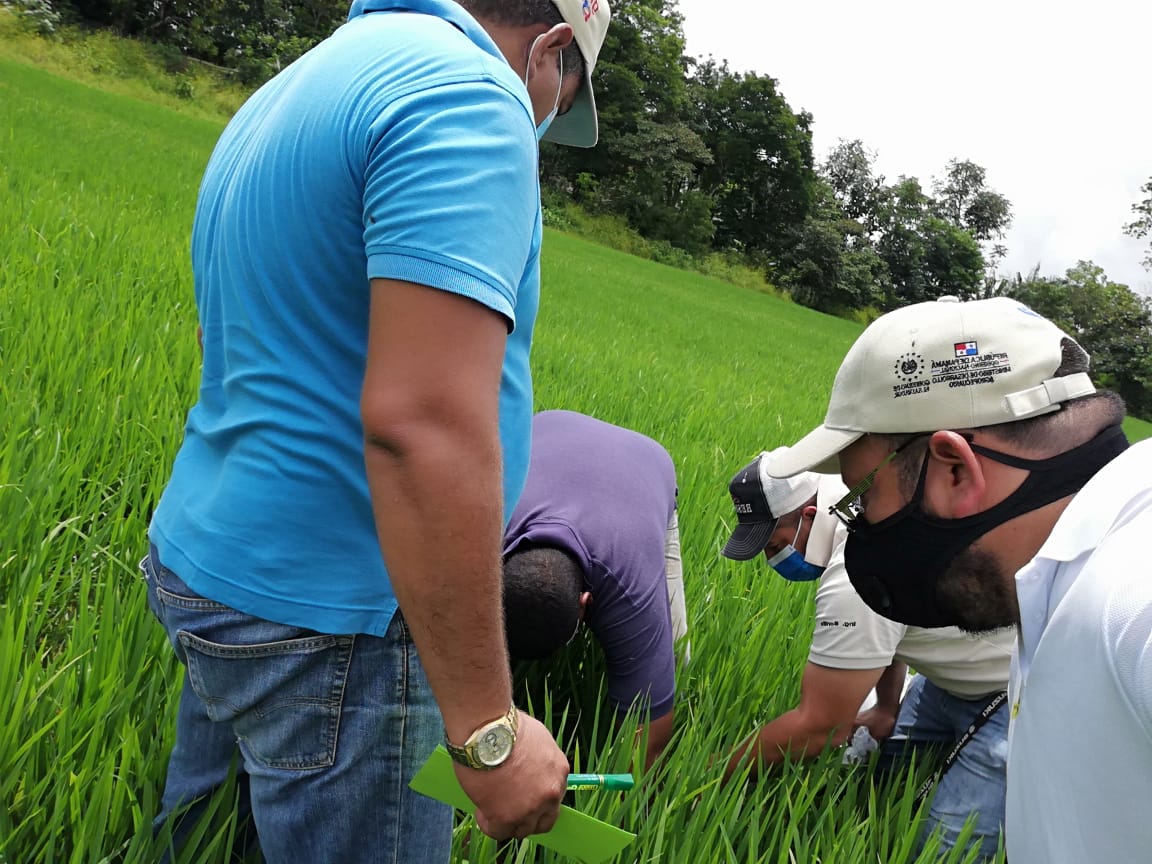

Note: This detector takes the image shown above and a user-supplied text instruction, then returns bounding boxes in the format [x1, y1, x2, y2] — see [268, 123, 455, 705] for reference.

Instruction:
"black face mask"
[844, 424, 1129, 629]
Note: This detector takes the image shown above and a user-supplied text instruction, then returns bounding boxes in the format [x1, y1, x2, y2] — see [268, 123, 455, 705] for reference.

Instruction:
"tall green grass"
[3, 52, 1145, 863]
[0, 9, 247, 122]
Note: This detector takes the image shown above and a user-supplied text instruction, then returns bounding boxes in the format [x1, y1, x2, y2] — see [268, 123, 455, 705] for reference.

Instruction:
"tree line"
[9, 0, 1151, 417]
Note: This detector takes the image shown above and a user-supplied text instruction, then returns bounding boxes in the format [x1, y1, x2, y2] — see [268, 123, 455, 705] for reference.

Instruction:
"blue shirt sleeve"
[361, 76, 538, 327]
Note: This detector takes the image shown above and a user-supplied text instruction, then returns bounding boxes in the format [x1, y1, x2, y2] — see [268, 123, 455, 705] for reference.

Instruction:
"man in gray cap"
[720, 447, 1013, 861]
[765, 296, 1147, 863]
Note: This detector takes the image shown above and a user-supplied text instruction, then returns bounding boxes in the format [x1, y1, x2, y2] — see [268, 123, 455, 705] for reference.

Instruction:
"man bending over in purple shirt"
[502, 410, 686, 768]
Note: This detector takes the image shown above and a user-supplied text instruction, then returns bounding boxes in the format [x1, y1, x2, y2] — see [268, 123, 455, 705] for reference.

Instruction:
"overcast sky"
[675, 0, 1151, 294]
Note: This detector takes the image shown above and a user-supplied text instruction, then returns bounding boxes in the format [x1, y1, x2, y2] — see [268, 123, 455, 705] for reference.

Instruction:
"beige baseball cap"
[767, 296, 1097, 478]
[542, 0, 611, 147]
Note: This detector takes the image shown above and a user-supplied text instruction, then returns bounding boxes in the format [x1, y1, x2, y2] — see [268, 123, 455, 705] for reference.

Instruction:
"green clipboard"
[409, 746, 635, 864]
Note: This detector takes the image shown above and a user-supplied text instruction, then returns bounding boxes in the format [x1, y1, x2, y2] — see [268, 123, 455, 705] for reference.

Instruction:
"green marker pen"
[566, 773, 634, 791]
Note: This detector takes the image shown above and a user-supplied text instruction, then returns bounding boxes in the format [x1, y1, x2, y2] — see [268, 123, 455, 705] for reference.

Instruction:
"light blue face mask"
[525, 34, 563, 142]
[766, 521, 825, 582]
[766, 546, 825, 582]
[535, 105, 558, 141]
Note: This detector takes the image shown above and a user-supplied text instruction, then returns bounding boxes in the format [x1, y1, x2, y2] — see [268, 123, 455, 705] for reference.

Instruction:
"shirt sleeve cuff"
[367, 249, 516, 326]
[808, 650, 892, 671]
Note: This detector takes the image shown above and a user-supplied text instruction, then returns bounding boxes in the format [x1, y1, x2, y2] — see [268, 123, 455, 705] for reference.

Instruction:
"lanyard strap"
[913, 690, 1008, 805]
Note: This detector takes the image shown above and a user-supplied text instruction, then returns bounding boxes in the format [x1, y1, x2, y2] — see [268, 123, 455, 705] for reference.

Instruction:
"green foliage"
[45, 0, 347, 83]
[1123, 415, 1152, 441]
[823, 139, 887, 229]
[6, 2, 1015, 324]
[0, 59, 1043, 863]
[544, 2, 818, 273]
[780, 178, 888, 314]
[541, 195, 777, 295]
[1000, 261, 1152, 419]
[0, 7, 248, 120]
[543, 0, 716, 254]
[2, 0, 62, 34]
[1123, 179, 1152, 271]
[3, 46, 1149, 864]
[874, 178, 985, 306]
[813, 143, 997, 313]
[932, 158, 1012, 277]
[688, 58, 817, 259]
[0, 57, 226, 861]
[933, 159, 1013, 244]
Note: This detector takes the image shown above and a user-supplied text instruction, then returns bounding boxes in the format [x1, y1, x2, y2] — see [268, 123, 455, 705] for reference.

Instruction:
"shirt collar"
[806, 474, 849, 568]
[347, 0, 505, 63]
[1014, 438, 1152, 669]
[1029, 437, 1151, 565]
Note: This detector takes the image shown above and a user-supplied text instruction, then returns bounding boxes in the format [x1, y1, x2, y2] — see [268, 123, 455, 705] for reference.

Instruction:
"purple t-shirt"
[503, 410, 678, 719]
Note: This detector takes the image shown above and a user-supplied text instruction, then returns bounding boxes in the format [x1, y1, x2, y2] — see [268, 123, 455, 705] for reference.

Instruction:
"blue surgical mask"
[766, 519, 824, 582]
[767, 545, 825, 582]
[525, 34, 563, 142]
[535, 106, 558, 141]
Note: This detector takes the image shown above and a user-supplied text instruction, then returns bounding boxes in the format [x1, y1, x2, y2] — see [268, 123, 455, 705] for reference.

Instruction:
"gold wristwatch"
[445, 704, 519, 770]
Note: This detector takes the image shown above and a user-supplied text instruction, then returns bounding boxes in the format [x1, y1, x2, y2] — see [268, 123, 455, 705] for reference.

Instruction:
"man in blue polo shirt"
[142, 1, 612, 860]
[502, 411, 685, 768]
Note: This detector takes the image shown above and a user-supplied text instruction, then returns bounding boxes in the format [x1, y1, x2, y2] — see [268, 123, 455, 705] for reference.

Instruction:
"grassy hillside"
[3, 49, 1146, 863]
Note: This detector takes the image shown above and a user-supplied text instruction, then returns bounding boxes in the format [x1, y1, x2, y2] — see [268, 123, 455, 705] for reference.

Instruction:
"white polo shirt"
[1007, 438, 1152, 863]
[805, 476, 1014, 699]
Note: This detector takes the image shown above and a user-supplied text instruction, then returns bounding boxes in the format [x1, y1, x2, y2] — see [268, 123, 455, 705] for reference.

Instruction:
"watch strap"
[445, 704, 519, 770]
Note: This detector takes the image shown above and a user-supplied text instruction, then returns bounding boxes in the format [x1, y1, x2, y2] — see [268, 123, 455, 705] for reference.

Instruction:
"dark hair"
[457, 0, 586, 80]
[502, 544, 585, 661]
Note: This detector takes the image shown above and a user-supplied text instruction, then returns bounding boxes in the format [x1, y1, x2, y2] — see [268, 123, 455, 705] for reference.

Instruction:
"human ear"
[923, 430, 987, 518]
[528, 22, 574, 75]
[578, 590, 592, 622]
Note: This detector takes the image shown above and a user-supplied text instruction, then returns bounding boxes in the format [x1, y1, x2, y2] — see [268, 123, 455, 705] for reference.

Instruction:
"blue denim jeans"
[877, 675, 1008, 861]
[142, 547, 452, 864]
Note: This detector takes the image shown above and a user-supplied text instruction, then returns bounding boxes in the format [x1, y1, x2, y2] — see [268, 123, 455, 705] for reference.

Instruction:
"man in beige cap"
[720, 448, 1013, 861]
[143, 0, 613, 860]
[765, 296, 1148, 863]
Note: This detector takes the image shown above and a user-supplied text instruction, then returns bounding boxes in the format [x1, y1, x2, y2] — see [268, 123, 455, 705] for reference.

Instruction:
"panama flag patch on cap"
[954, 341, 979, 357]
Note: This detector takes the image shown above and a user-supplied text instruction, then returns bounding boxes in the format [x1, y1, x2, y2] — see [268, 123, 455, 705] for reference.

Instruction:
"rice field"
[3, 51, 1150, 864]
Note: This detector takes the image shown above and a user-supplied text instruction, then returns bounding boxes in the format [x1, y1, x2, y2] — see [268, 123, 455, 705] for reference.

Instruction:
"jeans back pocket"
[178, 629, 354, 771]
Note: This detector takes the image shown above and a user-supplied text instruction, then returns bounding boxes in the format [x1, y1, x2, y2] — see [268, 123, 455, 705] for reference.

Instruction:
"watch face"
[476, 724, 514, 766]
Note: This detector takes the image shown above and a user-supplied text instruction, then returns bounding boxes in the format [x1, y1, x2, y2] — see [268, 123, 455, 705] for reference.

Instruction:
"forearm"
[639, 710, 675, 770]
[365, 417, 510, 743]
[725, 708, 850, 781]
[872, 661, 908, 714]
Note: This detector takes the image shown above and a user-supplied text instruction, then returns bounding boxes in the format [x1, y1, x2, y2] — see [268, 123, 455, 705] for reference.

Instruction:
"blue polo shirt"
[150, 0, 542, 635]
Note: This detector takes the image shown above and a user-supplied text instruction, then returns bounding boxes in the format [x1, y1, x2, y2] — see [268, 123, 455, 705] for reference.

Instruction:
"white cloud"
[676, 0, 1152, 294]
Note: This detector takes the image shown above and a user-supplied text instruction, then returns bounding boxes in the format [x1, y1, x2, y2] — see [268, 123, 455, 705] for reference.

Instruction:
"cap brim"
[721, 519, 778, 561]
[765, 426, 863, 478]
[541, 69, 597, 147]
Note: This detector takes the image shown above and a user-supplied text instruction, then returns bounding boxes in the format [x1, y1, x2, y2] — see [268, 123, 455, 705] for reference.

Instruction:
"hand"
[454, 712, 568, 841]
[854, 706, 898, 743]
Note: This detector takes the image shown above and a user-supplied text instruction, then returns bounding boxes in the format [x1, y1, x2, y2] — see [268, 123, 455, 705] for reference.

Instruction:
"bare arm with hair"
[723, 662, 885, 782]
[854, 660, 907, 742]
[362, 278, 567, 840]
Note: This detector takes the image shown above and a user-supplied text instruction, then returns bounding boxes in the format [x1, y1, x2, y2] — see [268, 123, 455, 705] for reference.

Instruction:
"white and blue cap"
[722, 448, 820, 561]
[542, 0, 611, 147]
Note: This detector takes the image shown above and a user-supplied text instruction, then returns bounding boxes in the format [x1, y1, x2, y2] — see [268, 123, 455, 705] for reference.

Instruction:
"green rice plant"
[4, 49, 1146, 864]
